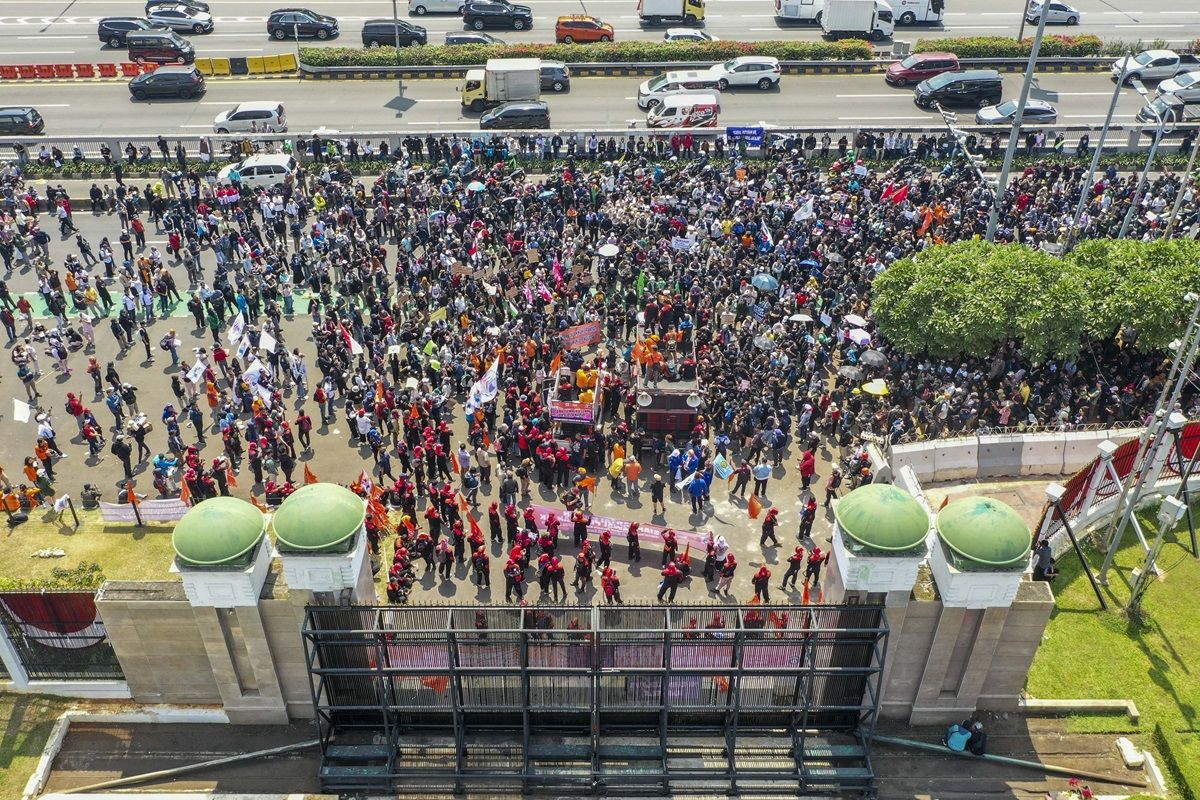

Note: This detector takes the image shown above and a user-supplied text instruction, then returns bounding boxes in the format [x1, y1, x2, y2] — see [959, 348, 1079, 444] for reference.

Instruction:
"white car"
[1158, 71, 1200, 104]
[706, 56, 781, 91]
[663, 28, 718, 42]
[1025, 0, 1080, 25]
[146, 3, 214, 33]
[218, 155, 297, 191]
[213, 101, 288, 134]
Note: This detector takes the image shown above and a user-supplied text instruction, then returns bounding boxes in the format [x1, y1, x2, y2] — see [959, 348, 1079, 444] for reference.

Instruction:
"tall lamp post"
[1118, 80, 1175, 240]
[1165, 109, 1200, 238]
[393, 0, 405, 97]
[985, 3, 1049, 241]
[1064, 51, 1130, 251]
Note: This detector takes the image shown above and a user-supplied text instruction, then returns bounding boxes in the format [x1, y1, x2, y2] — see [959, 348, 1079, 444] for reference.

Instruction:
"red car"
[885, 51, 960, 87]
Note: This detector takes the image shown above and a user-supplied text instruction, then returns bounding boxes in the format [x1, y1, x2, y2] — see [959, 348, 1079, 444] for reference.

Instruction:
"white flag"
[12, 398, 31, 423]
[54, 494, 70, 513]
[464, 358, 499, 415]
[259, 330, 277, 354]
[227, 312, 246, 343]
[243, 358, 269, 383]
[187, 360, 206, 385]
[236, 334, 251, 361]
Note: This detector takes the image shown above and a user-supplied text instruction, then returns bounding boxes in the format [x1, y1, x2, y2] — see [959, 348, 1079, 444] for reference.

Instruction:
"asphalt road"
[0, 72, 1153, 133]
[0, 0, 1195, 63]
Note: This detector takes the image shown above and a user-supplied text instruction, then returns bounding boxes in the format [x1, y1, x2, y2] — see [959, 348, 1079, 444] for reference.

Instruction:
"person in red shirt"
[752, 565, 772, 603]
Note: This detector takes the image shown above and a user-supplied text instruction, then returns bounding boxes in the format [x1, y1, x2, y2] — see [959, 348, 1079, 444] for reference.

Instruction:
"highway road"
[0, 0, 1195, 63]
[0, 71, 1155, 133]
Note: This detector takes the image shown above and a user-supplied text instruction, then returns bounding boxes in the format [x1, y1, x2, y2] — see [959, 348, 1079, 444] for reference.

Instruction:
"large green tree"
[872, 240, 1200, 359]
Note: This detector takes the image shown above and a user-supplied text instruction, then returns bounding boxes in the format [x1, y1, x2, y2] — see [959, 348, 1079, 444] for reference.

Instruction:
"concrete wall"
[891, 428, 1139, 484]
[978, 580, 1055, 710]
[260, 596, 316, 719]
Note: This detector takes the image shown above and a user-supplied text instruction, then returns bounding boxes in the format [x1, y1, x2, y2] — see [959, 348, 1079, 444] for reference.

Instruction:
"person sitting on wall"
[943, 721, 972, 753]
[1033, 540, 1059, 582]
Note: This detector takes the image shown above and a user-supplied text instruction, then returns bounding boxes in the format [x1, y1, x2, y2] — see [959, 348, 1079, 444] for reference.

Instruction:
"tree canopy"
[872, 240, 1200, 360]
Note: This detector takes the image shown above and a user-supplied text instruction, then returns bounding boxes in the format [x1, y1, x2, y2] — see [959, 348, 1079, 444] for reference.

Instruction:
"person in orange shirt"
[23, 456, 40, 486]
[611, 440, 625, 463]
[623, 456, 642, 498]
[34, 441, 55, 481]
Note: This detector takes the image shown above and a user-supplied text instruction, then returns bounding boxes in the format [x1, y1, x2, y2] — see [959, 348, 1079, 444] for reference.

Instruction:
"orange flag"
[549, 350, 563, 376]
[409, 402, 420, 420]
[938, 495, 950, 511]
[748, 494, 763, 520]
[178, 479, 192, 506]
[421, 675, 450, 694]
[482, 431, 491, 448]
[225, 467, 238, 488]
[457, 493, 469, 513]
[126, 481, 139, 507]
[579, 476, 596, 491]
[450, 455, 460, 474]
[467, 512, 482, 539]
[250, 494, 269, 513]
[304, 464, 319, 484]
[747, 594, 761, 606]
[801, 583, 810, 605]
[680, 542, 691, 565]
[712, 675, 730, 693]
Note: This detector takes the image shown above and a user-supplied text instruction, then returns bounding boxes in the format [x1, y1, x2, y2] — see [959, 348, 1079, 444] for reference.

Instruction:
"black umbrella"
[838, 365, 865, 382]
[861, 350, 889, 368]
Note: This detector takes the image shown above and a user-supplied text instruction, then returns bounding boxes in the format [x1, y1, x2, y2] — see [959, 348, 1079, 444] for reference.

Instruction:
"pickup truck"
[1111, 50, 1200, 84]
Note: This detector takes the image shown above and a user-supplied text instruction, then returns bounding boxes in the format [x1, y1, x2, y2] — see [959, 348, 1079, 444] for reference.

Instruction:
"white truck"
[1111, 50, 1200, 84]
[460, 57, 541, 111]
[637, 0, 706, 25]
[820, 0, 893, 39]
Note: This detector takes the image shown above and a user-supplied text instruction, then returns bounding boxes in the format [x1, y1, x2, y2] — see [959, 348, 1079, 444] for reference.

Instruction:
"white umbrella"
[789, 313, 813, 323]
[844, 313, 868, 327]
[598, 243, 620, 258]
[849, 328, 871, 347]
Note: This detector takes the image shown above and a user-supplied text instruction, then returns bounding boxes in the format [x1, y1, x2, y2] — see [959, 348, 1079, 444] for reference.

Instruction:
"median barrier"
[228, 57, 248, 75]
[194, 58, 213, 75]
[929, 438, 979, 482]
[246, 56, 265, 74]
[35, 65, 55, 79]
[98, 63, 118, 78]
[1018, 433, 1067, 477]
[0, 66, 17, 80]
[16, 65, 35, 79]
[53, 64, 73, 78]
[211, 57, 231, 76]
[74, 63, 95, 78]
[278, 53, 297, 71]
[262, 55, 281, 73]
[141, 62, 158, 73]
[120, 63, 139, 78]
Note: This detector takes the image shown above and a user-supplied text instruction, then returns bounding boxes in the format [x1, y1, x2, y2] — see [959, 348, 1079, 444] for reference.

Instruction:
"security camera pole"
[985, 5, 1049, 242]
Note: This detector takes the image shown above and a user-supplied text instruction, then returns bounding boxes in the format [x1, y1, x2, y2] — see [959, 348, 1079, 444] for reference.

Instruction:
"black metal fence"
[303, 603, 887, 796]
[0, 590, 124, 680]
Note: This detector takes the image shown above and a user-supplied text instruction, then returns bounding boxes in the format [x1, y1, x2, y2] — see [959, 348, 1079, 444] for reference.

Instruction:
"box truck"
[460, 58, 542, 111]
[637, 0, 705, 26]
[820, 0, 893, 40]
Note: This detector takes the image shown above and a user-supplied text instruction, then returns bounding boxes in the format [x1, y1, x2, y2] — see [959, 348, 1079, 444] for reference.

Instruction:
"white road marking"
[16, 35, 88, 39]
[837, 115, 929, 119]
[835, 93, 902, 97]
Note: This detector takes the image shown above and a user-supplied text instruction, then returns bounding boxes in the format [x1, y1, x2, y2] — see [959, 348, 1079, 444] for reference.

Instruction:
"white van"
[646, 92, 720, 128]
[409, 0, 463, 14]
[637, 70, 719, 110]
[212, 101, 288, 134]
[217, 154, 297, 191]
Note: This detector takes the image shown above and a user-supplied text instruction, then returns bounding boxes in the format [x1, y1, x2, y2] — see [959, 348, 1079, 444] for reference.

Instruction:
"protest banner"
[560, 321, 602, 350]
[549, 400, 594, 424]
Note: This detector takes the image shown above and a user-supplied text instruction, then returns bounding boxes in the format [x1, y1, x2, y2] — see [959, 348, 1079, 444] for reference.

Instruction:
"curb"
[1019, 696, 1141, 723]
[300, 56, 1115, 80]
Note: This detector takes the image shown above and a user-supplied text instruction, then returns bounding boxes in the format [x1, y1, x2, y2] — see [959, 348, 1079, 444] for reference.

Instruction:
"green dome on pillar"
[172, 497, 266, 568]
[271, 482, 366, 554]
[834, 483, 930, 553]
[936, 496, 1032, 569]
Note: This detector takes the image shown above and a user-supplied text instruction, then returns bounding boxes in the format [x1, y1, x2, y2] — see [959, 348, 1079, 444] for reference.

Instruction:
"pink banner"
[560, 321, 602, 350]
[529, 504, 709, 551]
[549, 400, 594, 424]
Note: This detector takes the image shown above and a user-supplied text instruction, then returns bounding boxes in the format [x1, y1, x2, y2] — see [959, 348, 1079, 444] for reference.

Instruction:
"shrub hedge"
[914, 34, 1104, 58]
[299, 39, 874, 67]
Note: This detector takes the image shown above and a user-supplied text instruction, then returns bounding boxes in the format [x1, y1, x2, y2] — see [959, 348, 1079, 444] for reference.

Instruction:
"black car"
[361, 19, 427, 47]
[540, 61, 570, 92]
[97, 16, 162, 48]
[145, 0, 209, 12]
[0, 107, 44, 135]
[913, 69, 1003, 109]
[445, 31, 504, 45]
[128, 64, 206, 100]
[267, 8, 339, 40]
[479, 100, 550, 129]
[462, 1, 533, 31]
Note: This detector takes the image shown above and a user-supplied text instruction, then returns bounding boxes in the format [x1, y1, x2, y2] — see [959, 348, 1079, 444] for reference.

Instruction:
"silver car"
[146, 4, 214, 33]
[1025, 0, 1080, 25]
[975, 99, 1058, 126]
[1158, 71, 1200, 104]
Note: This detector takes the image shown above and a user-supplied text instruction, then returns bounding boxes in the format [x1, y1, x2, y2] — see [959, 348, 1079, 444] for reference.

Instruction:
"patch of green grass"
[0, 694, 72, 799]
[1027, 507, 1200, 796]
[0, 508, 177, 586]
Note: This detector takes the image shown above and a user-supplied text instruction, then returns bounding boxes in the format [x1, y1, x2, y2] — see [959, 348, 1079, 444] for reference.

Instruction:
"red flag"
[712, 676, 730, 693]
[338, 323, 363, 355]
[680, 542, 691, 565]
[748, 494, 763, 520]
[304, 464, 319, 484]
[421, 675, 449, 694]
[482, 431, 491, 448]
[225, 467, 238, 488]
[890, 184, 910, 204]
[938, 495, 950, 511]
[801, 582, 810, 605]
[467, 512, 482, 539]
[178, 479, 192, 506]
[747, 594, 761, 606]
[250, 494, 269, 513]
[409, 402, 420, 420]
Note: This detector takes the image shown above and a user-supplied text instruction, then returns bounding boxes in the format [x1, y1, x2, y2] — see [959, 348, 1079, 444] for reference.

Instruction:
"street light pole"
[985, 5, 1049, 241]
[1118, 81, 1174, 240]
[1064, 51, 1129, 251]
[393, 0, 404, 96]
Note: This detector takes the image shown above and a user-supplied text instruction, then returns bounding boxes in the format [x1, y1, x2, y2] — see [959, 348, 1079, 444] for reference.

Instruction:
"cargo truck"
[637, 0, 705, 26]
[820, 0, 893, 40]
[460, 57, 542, 112]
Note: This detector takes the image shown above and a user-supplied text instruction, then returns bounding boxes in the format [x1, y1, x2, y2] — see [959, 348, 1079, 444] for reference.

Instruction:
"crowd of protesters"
[0, 127, 1195, 601]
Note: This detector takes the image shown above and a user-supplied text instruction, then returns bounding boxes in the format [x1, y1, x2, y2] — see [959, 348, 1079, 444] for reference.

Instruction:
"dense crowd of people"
[0, 128, 1195, 600]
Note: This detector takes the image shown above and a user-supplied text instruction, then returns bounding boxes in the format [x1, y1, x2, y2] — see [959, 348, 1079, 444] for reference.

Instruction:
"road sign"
[726, 126, 765, 147]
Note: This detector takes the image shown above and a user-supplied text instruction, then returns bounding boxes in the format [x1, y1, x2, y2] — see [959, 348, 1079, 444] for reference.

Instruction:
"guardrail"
[0, 121, 1193, 165]
[0, 54, 298, 82]
[300, 55, 1116, 80]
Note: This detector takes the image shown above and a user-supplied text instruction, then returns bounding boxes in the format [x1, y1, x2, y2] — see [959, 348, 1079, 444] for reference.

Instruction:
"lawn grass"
[1026, 506, 1200, 797]
[0, 507, 177, 586]
[0, 694, 74, 800]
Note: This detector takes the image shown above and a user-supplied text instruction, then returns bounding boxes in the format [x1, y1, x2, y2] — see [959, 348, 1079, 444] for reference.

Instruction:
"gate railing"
[0, 590, 124, 681]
